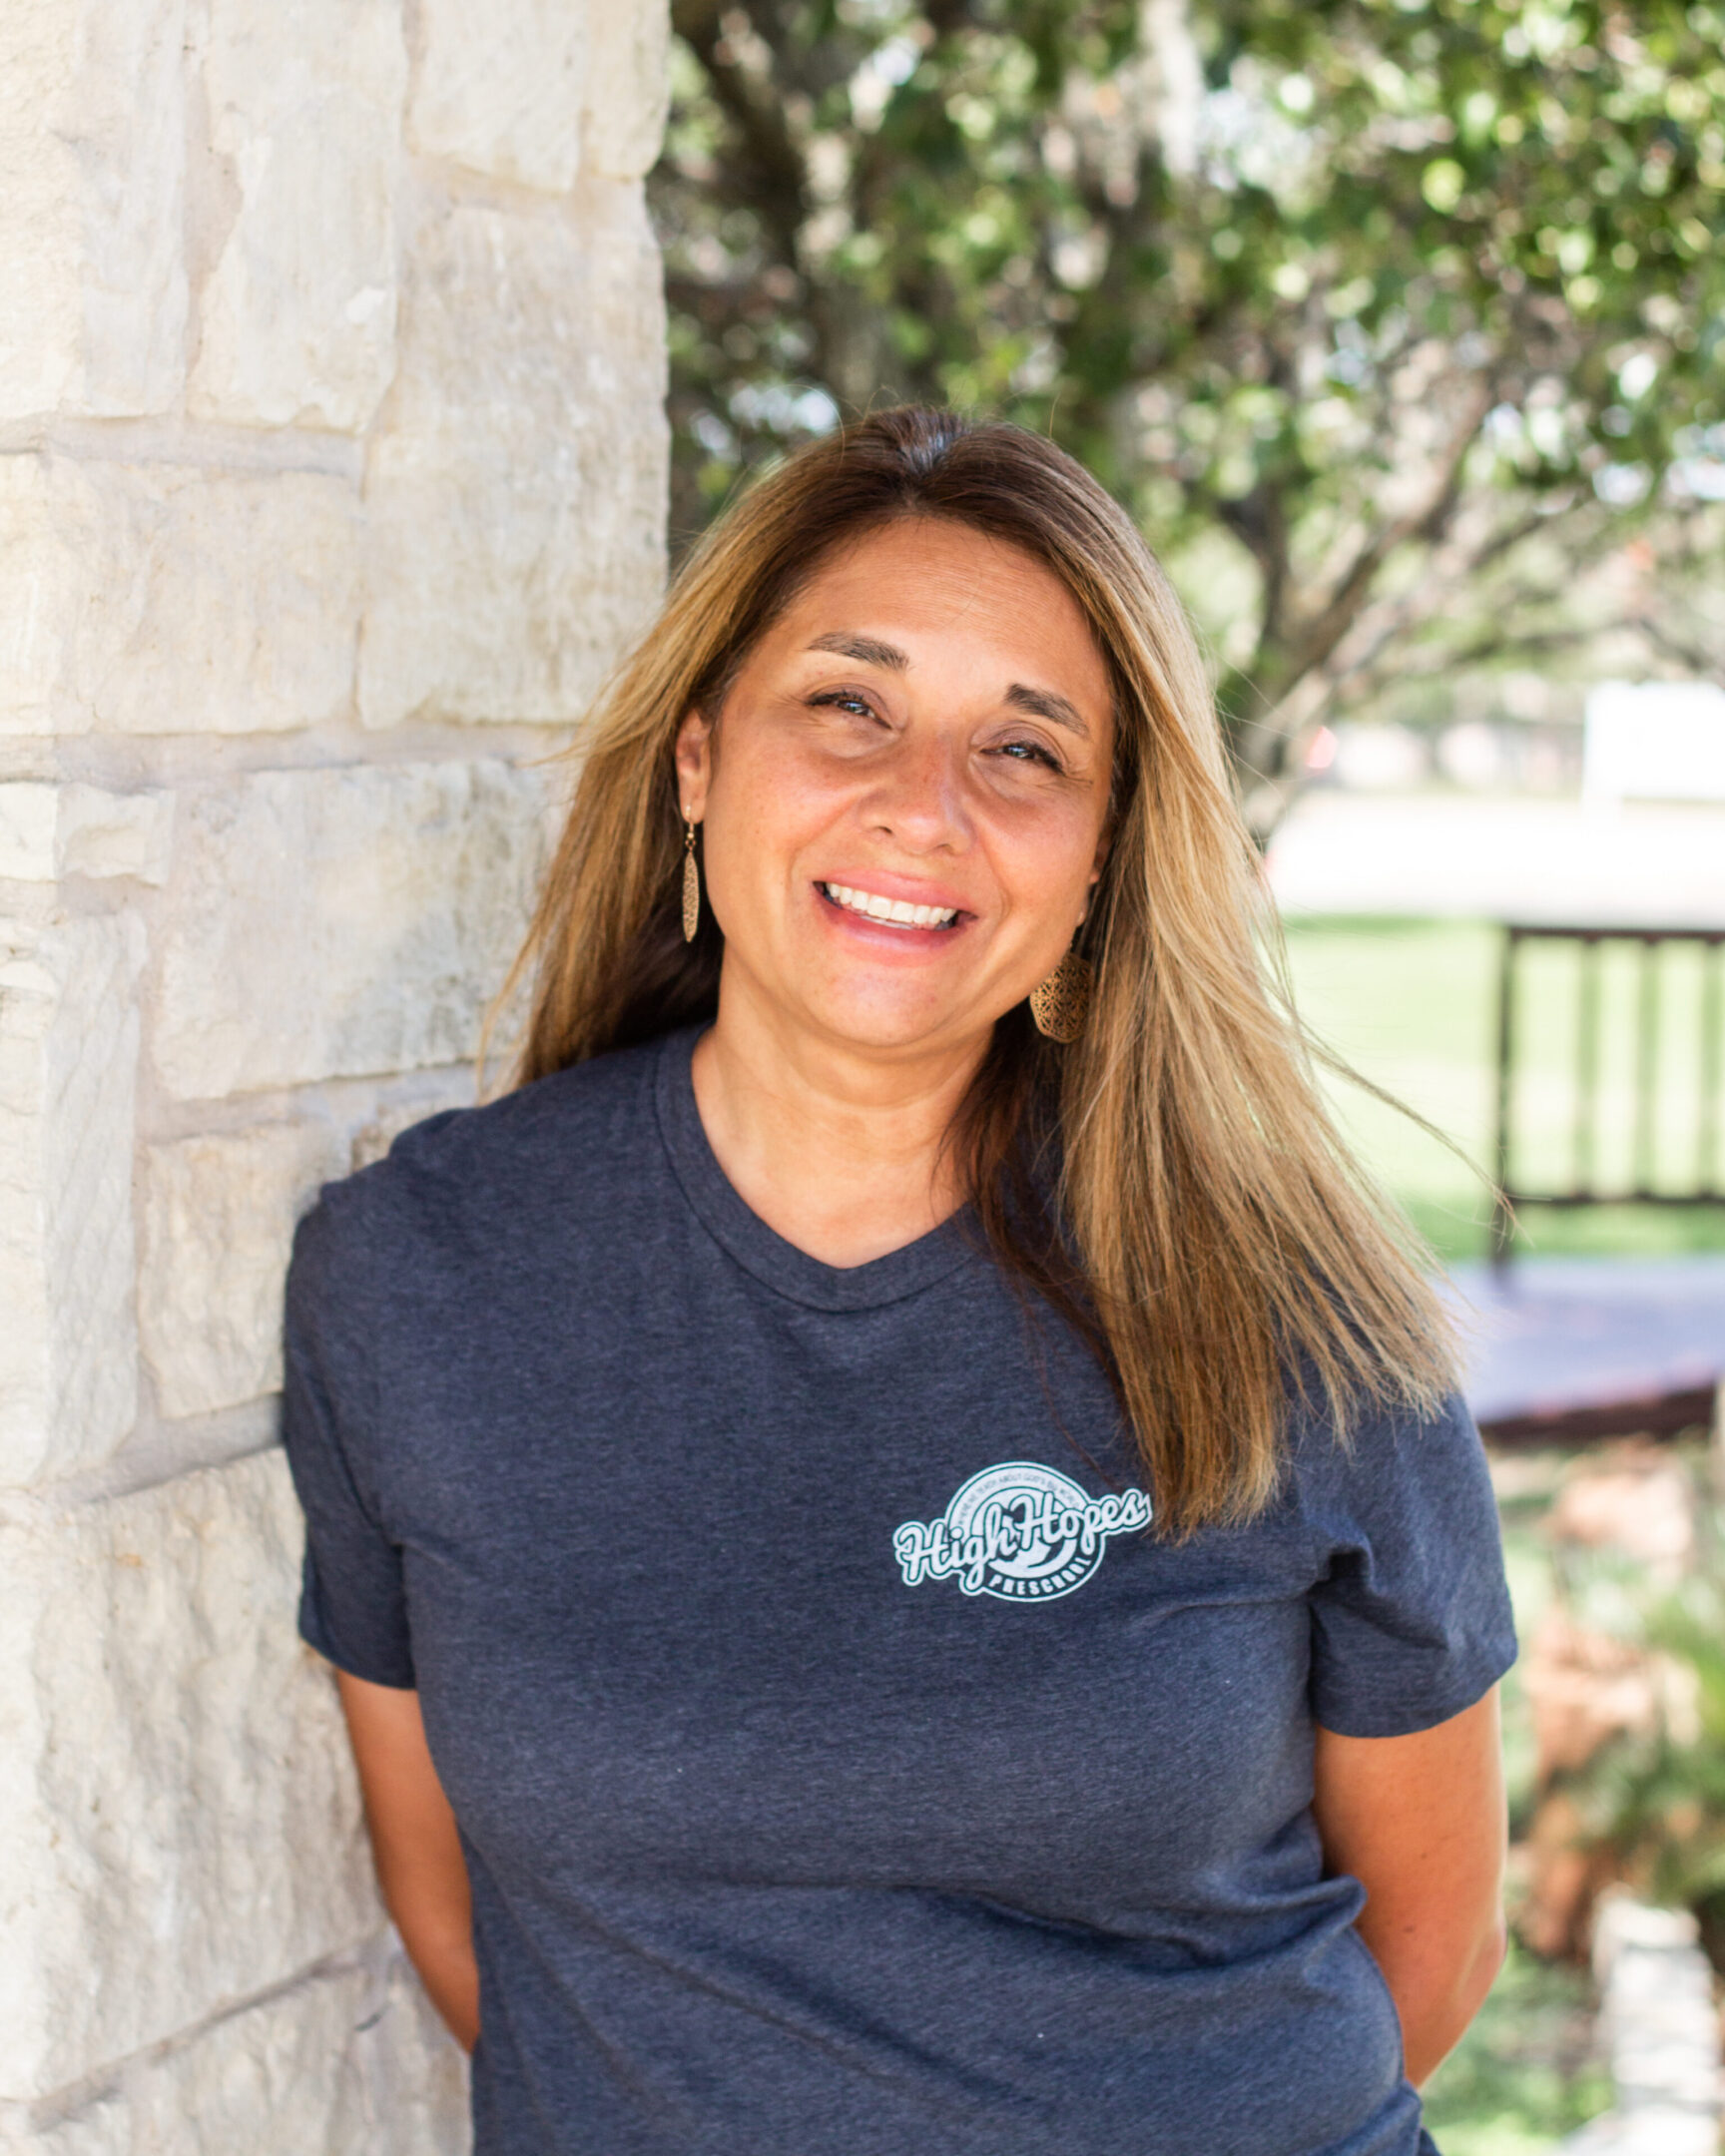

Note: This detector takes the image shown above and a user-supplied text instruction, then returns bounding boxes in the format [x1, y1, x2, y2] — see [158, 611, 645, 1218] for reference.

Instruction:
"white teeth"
[822, 882, 957, 930]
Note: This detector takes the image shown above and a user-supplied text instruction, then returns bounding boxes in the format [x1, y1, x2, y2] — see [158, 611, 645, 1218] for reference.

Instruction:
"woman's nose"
[864, 734, 972, 852]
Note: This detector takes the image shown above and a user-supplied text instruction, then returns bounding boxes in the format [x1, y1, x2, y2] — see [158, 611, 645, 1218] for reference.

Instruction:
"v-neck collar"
[653, 1027, 978, 1313]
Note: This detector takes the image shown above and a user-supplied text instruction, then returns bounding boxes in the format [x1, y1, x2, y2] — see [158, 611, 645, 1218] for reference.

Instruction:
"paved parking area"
[1268, 794, 1725, 926]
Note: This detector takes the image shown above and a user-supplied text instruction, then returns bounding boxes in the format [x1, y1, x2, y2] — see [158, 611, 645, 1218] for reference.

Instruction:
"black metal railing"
[1491, 923, 1725, 1267]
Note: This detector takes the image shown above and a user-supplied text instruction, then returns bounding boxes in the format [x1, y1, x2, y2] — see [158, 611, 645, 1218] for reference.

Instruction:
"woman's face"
[675, 517, 1115, 1060]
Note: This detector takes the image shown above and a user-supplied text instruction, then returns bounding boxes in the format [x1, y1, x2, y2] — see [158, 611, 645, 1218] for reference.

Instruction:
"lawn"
[1279, 915, 1725, 1266]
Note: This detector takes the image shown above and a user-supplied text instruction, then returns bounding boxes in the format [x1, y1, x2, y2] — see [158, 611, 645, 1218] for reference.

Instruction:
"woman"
[285, 407, 1514, 2156]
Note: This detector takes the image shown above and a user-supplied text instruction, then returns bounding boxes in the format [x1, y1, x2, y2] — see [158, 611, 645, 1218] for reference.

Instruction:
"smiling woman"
[282, 409, 1515, 2156]
[669, 515, 1114, 1267]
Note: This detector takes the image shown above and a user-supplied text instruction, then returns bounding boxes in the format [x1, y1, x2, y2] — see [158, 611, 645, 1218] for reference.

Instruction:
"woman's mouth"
[818, 881, 961, 931]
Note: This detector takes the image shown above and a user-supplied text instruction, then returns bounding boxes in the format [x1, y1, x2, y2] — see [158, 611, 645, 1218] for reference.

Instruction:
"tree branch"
[672, 0, 810, 269]
[1632, 612, 1725, 683]
[1277, 374, 1495, 691]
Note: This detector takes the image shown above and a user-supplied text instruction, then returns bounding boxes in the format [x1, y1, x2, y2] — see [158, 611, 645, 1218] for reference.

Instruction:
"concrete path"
[1557, 1898, 1720, 2155]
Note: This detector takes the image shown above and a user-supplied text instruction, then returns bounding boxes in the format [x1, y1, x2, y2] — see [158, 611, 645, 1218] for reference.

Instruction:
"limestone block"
[0, 1451, 381, 2100]
[0, 454, 360, 738]
[410, 0, 589, 194]
[0, 788, 54, 879]
[189, 0, 406, 431]
[0, 456, 92, 736]
[584, 0, 671, 181]
[78, 465, 361, 734]
[140, 1122, 346, 1420]
[59, 788, 176, 883]
[360, 184, 668, 728]
[0, 785, 173, 885]
[151, 759, 547, 1100]
[0, 912, 142, 1488]
[1, 1943, 470, 2155]
[0, 0, 187, 419]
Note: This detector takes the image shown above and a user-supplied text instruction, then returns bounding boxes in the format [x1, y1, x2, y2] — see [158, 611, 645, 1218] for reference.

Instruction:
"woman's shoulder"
[1280, 1374, 1496, 1545]
[1287, 1380, 1514, 1733]
[382, 1033, 667, 1184]
[291, 1033, 676, 1287]
[1288, 1374, 1478, 1453]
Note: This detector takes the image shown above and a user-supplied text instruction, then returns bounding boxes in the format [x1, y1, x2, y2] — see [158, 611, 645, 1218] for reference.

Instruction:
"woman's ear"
[673, 708, 713, 821]
[1078, 809, 1112, 926]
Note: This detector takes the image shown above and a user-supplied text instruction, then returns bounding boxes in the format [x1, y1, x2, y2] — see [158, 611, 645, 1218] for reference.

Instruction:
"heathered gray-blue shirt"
[283, 1025, 1516, 2156]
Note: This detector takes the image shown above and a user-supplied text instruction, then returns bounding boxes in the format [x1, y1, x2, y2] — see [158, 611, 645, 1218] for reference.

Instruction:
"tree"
[652, 0, 1725, 826]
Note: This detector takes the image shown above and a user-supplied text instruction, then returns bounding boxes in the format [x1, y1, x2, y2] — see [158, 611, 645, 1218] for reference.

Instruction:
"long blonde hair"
[507, 408, 1454, 1533]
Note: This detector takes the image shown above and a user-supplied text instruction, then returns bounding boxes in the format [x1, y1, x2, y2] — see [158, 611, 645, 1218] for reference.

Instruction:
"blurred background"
[648, 4, 1724, 2148]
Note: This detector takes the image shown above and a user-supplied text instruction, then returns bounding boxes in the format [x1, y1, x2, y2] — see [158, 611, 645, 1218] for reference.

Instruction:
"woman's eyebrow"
[1005, 682, 1088, 737]
[806, 631, 908, 670]
[806, 633, 1089, 738]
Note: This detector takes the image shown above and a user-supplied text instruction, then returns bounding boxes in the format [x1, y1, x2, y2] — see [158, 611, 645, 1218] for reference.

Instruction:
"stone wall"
[0, 1, 668, 2146]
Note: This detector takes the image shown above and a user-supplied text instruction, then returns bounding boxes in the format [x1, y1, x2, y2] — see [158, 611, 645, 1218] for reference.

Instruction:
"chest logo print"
[892, 1462, 1152, 1603]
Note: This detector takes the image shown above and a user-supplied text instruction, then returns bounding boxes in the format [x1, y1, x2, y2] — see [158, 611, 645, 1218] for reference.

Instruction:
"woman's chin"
[792, 980, 1000, 1059]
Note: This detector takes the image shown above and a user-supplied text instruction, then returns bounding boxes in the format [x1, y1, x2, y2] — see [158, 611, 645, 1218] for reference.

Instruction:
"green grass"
[1421, 1941, 1611, 2155]
[1280, 915, 1725, 1265]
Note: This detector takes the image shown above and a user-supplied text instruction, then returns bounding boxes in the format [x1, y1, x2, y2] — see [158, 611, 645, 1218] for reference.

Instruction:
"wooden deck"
[1442, 1257, 1725, 1445]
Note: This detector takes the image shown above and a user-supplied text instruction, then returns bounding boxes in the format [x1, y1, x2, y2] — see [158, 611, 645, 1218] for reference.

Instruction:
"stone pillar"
[0, 0, 668, 2145]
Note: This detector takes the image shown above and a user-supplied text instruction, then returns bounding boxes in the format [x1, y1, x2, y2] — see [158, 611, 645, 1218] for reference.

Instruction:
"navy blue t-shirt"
[283, 1026, 1515, 2156]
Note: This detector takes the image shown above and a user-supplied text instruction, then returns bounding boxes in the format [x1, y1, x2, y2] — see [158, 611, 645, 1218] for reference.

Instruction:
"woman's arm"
[1312, 1689, 1507, 2087]
[336, 1669, 480, 2052]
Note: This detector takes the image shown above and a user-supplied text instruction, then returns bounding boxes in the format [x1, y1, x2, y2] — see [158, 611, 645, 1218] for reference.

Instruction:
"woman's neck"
[689, 986, 988, 1270]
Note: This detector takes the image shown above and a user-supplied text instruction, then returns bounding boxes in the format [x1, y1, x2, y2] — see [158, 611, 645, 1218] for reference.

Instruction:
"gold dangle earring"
[1029, 944, 1092, 1043]
[681, 816, 701, 943]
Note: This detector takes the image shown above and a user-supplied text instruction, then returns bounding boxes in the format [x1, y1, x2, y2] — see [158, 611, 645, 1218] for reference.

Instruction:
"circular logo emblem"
[892, 1461, 1152, 1603]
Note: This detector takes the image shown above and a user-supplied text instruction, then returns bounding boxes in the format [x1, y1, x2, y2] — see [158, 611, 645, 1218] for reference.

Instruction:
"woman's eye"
[810, 690, 877, 721]
[993, 738, 1062, 772]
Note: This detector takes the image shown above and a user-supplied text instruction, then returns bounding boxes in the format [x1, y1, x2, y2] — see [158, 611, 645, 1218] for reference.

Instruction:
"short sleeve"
[1305, 1390, 1516, 1739]
[282, 1190, 417, 1689]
